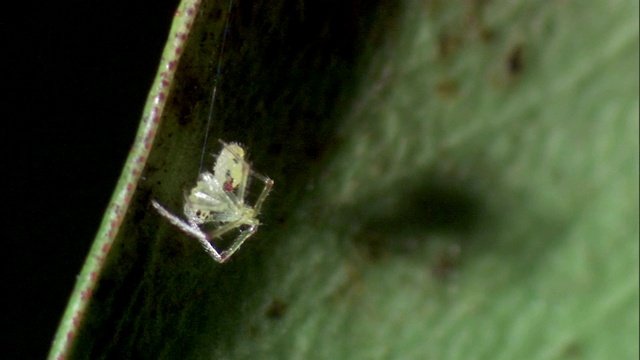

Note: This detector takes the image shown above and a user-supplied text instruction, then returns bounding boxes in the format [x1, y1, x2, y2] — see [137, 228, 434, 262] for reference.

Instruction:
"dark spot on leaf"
[431, 244, 461, 280]
[264, 298, 288, 319]
[438, 32, 462, 60]
[561, 341, 583, 358]
[506, 44, 524, 76]
[465, 0, 494, 42]
[435, 77, 459, 99]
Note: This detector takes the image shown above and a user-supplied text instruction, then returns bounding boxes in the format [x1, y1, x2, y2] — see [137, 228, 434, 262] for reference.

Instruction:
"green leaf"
[51, 0, 638, 359]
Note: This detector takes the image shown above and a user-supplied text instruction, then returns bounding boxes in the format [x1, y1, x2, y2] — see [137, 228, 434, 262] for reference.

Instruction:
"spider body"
[152, 140, 273, 263]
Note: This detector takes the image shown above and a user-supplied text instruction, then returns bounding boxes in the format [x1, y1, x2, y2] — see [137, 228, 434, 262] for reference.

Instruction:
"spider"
[152, 140, 274, 263]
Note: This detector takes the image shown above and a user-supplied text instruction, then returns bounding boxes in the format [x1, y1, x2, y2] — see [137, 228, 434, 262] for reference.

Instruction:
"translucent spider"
[152, 140, 274, 263]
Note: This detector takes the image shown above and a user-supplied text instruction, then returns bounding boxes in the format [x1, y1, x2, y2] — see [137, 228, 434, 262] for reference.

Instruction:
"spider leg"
[250, 170, 274, 215]
[203, 220, 258, 263]
[218, 224, 258, 263]
[152, 200, 225, 263]
[152, 200, 207, 239]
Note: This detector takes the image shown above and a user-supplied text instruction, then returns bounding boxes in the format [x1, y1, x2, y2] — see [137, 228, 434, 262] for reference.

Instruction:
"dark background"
[4, 1, 180, 358]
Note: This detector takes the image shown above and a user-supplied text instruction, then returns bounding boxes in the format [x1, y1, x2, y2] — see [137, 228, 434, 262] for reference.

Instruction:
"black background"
[4, 1, 180, 357]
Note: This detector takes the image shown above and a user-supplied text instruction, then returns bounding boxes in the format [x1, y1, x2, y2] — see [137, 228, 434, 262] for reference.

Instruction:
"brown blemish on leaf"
[506, 44, 524, 76]
[465, 0, 494, 42]
[437, 32, 463, 60]
[435, 77, 459, 99]
[490, 43, 526, 88]
[430, 244, 461, 280]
